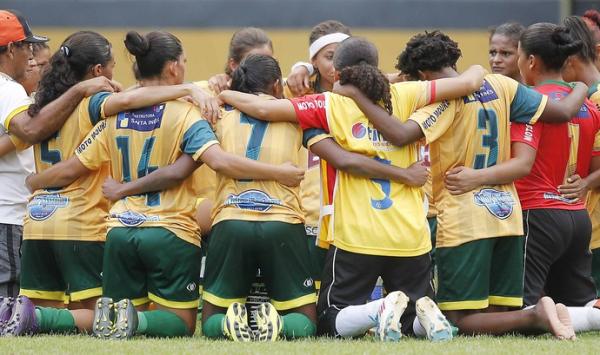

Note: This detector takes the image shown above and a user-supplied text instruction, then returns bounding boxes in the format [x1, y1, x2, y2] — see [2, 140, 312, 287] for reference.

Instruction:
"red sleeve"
[289, 94, 329, 132]
[510, 122, 541, 150]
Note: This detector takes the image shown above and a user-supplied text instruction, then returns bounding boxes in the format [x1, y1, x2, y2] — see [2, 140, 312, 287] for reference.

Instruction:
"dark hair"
[520, 23, 583, 71]
[333, 37, 392, 114]
[225, 27, 272, 75]
[230, 54, 281, 95]
[489, 22, 525, 45]
[309, 20, 351, 45]
[28, 31, 111, 116]
[125, 31, 182, 79]
[32, 42, 49, 56]
[583, 9, 600, 42]
[396, 31, 462, 79]
[563, 16, 598, 63]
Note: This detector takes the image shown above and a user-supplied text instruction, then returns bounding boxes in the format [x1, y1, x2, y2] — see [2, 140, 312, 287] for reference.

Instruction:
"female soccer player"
[14, 30, 304, 339]
[0, 30, 229, 337]
[583, 10, 600, 69]
[489, 23, 525, 82]
[218, 37, 490, 341]
[335, 30, 587, 339]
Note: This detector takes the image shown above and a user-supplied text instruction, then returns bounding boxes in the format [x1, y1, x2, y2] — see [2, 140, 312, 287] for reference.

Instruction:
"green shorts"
[20, 239, 103, 302]
[592, 248, 600, 298]
[203, 220, 316, 311]
[436, 236, 524, 311]
[103, 227, 201, 309]
[307, 235, 327, 286]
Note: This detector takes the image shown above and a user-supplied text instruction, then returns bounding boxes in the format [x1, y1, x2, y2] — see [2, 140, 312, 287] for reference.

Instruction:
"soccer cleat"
[110, 299, 138, 340]
[92, 297, 114, 338]
[223, 302, 253, 342]
[254, 302, 282, 341]
[3, 295, 38, 336]
[376, 291, 409, 341]
[415, 296, 453, 341]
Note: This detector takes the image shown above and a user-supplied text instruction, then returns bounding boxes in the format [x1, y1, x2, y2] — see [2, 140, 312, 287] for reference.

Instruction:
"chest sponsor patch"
[117, 104, 165, 132]
[473, 188, 515, 219]
[224, 189, 282, 212]
[112, 210, 160, 227]
[464, 80, 498, 104]
[28, 193, 69, 221]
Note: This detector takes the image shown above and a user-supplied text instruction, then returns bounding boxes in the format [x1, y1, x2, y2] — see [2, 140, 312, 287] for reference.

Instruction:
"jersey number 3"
[474, 108, 498, 169]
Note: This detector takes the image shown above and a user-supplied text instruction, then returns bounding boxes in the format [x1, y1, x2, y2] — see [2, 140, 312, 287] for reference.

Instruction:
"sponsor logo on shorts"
[28, 193, 69, 221]
[112, 210, 159, 227]
[473, 188, 515, 219]
[305, 225, 318, 236]
[224, 189, 282, 212]
[542, 192, 579, 204]
[117, 104, 165, 132]
[186, 282, 197, 292]
[303, 278, 314, 288]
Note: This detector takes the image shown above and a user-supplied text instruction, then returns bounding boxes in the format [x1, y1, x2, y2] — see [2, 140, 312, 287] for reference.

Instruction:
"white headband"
[309, 33, 350, 60]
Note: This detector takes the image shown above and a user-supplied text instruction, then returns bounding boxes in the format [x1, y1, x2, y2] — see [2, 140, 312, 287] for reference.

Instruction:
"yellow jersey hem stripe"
[132, 297, 151, 307]
[202, 292, 246, 308]
[270, 293, 317, 311]
[4, 104, 29, 132]
[488, 296, 523, 307]
[438, 299, 489, 311]
[148, 292, 200, 309]
[69, 287, 103, 302]
[192, 140, 220, 161]
[529, 94, 548, 125]
[19, 289, 66, 301]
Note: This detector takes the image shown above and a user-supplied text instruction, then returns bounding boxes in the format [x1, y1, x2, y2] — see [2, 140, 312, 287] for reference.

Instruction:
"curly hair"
[334, 37, 392, 114]
[28, 31, 111, 116]
[520, 23, 583, 71]
[396, 31, 462, 80]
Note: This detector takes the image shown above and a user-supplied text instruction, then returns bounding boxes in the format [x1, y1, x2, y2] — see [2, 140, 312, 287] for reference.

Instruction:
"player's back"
[212, 103, 304, 225]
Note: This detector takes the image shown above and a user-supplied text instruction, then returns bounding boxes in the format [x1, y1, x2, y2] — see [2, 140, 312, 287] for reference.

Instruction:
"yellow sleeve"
[390, 81, 433, 113]
[408, 99, 457, 144]
[75, 120, 110, 170]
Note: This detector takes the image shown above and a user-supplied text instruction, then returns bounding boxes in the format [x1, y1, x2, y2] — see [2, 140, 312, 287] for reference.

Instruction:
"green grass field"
[2, 332, 600, 354]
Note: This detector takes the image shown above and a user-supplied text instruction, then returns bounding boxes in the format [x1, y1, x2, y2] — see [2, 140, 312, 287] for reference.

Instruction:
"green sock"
[35, 307, 77, 334]
[202, 314, 226, 339]
[136, 310, 189, 338]
[282, 313, 316, 339]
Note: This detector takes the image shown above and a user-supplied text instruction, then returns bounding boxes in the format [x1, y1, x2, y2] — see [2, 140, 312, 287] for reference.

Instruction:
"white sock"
[335, 299, 383, 337]
[566, 306, 600, 332]
[412, 316, 427, 337]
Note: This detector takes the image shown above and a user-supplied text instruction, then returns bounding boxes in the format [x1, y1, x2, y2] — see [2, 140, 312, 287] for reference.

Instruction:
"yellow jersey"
[408, 74, 547, 248]
[76, 100, 219, 246]
[13, 93, 112, 241]
[290, 81, 438, 257]
[586, 81, 600, 250]
[212, 100, 304, 225]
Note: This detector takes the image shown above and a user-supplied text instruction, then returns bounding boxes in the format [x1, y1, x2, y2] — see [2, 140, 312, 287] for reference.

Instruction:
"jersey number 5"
[116, 136, 160, 206]
[474, 108, 498, 169]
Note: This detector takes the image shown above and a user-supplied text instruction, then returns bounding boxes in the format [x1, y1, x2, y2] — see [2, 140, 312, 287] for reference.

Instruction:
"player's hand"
[208, 73, 231, 94]
[102, 177, 125, 202]
[402, 160, 429, 187]
[558, 174, 588, 201]
[332, 81, 360, 98]
[286, 65, 311, 97]
[186, 84, 221, 125]
[276, 162, 305, 187]
[76, 76, 122, 96]
[444, 166, 482, 195]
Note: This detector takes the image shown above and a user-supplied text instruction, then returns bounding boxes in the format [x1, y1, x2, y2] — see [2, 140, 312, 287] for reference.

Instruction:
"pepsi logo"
[352, 122, 367, 139]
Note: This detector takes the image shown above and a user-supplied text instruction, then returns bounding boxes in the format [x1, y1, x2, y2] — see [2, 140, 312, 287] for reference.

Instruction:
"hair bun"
[124, 31, 151, 57]
[551, 26, 583, 56]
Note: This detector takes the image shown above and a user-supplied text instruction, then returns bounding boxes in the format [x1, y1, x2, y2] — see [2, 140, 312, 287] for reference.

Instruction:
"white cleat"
[376, 291, 409, 341]
[415, 296, 453, 342]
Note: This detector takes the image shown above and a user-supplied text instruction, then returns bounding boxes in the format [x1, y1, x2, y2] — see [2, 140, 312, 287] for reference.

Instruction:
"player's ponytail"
[28, 31, 112, 117]
[124, 31, 182, 79]
[333, 37, 393, 114]
[230, 54, 282, 96]
[520, 23, 583, 71]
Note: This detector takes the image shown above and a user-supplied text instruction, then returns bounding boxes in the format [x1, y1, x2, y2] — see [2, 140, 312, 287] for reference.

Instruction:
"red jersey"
[511, 80, 600, 210]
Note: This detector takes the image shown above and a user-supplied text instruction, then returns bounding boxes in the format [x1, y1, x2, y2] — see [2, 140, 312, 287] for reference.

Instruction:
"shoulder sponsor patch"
[28, 193, 69, 221]
[473, 188, 515, 219]
[464, 80, 499, 104]
[117, 104, 165, 132]
[224, 189, 282, 212]
[111, 210, 160, 227]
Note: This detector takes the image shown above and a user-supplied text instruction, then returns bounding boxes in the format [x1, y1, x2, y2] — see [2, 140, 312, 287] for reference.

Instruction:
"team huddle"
[1, 7, 600, 343]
